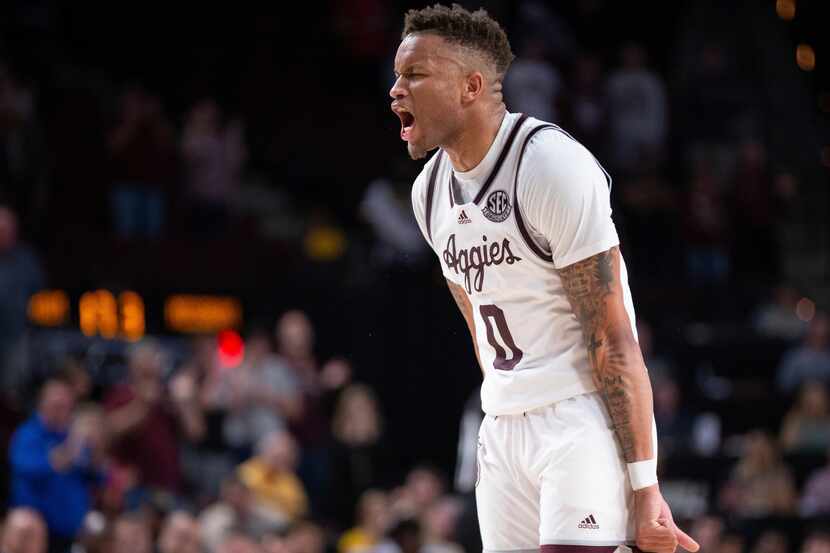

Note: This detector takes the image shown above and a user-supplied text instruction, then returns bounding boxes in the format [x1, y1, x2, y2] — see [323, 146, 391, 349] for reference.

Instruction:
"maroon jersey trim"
[513, 124, 556, 263]
[540, 546, 638, 553]
[424, 150, 443, 243]
[470, 113, 530, 206]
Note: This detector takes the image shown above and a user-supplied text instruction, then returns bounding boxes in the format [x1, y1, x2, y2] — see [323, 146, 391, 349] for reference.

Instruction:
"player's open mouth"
[396, 109, 416, 141]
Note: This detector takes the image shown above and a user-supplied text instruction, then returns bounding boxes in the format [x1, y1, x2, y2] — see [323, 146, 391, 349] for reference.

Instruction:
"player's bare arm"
[446, 279, 483, 373]
[559, 246, 699, 553]
[558, 247, 651, 462]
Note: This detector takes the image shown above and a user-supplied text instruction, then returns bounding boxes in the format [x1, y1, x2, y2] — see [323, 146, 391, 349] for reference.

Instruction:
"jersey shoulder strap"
[513, 123, 556, 263]
[424, 150, 444, 243]
[471, 113, 529, 205]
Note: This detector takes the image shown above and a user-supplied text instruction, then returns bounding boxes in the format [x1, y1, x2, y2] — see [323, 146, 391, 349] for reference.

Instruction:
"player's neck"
[445, 107, 506, 173]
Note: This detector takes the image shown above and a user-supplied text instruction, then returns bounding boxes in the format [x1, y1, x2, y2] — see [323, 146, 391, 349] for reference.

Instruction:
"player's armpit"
[557, 247, 653, 463]
[446, 279, 484, 374]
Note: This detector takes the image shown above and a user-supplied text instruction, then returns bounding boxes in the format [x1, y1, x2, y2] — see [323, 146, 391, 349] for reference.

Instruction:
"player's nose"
[389, 76, 407, 99]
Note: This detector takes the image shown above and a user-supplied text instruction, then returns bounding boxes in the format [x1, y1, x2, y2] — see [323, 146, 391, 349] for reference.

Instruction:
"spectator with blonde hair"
[719, 430, 797, 517]
[780, 380, 830, 454]
[326, 384, 385, 525]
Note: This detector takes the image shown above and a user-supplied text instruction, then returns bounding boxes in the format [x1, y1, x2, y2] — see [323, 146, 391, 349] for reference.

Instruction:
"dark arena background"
[1, 1, 830, 553]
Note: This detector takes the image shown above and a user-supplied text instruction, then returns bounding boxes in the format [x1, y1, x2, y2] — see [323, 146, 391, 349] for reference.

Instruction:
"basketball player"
[390, 5, 700, 553]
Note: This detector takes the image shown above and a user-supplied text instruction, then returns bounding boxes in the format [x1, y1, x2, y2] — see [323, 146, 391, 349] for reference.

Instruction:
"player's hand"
[634, 485, 699, 553]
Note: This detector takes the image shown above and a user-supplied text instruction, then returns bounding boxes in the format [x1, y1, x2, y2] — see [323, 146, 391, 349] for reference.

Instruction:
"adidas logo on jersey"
[457, 210, 472, 224]
[577, 514, 599, 529]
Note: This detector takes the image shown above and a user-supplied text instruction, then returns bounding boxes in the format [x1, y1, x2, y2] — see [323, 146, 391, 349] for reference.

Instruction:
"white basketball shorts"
[476, 392, 635, 552]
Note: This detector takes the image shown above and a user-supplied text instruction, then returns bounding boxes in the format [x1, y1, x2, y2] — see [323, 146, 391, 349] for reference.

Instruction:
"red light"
[217, 329, 244, 367]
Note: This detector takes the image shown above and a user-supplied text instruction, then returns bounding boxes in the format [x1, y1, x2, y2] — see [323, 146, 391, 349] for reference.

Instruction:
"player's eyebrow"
[394, 62, 428, 77]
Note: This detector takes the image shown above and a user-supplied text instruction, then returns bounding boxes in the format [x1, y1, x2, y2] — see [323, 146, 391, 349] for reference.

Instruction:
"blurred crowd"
[0, 2, 820, 284]
[1, 2, 829, 553]
[1, 310, 472, 553]
[2, 309, 830, 553]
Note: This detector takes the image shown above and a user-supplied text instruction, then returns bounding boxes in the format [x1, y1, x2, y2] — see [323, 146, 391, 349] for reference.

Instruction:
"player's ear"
[462, 71, 484, 103]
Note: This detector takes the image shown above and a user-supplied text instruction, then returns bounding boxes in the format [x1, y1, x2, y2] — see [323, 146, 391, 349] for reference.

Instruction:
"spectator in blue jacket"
[9, 378, 105, 552]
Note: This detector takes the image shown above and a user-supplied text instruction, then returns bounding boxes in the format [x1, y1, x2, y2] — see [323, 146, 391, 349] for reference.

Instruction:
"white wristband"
[627, 459, 658, 490]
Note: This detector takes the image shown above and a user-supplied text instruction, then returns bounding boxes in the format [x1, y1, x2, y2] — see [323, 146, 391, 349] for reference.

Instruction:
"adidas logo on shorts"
[577, 514, 599, 530]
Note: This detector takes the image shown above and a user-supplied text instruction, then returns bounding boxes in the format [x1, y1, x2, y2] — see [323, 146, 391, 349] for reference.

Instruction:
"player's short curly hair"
[402, 3, 515, 77]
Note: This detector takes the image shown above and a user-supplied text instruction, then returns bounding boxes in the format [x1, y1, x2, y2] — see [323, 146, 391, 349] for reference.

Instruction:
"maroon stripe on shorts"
[540, 546, 619, 553]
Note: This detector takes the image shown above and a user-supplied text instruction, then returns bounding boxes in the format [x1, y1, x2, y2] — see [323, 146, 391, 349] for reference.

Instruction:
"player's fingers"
[636, 540, 677, 553]
[641, 521, 674, 533]
[673, 526, 700, 553]
[637, 526, 678, 553]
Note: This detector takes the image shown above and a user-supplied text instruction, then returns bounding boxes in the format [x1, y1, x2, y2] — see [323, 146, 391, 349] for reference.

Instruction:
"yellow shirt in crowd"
[238, 458, 309, 520]
[337, 527, 377, 553]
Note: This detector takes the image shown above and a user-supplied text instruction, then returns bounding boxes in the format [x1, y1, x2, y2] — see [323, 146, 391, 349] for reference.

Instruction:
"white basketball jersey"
[412, 112, 638, 416]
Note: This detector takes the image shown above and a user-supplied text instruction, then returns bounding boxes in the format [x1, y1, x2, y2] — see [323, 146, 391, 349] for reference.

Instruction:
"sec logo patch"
[482, 190, 511, 223]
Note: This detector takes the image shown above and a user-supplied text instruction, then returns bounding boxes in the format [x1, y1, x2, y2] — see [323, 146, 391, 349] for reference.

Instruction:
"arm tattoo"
[559, 250, 614, 367]
[448, 282, 470, 314]
[559, 247, 639, 462]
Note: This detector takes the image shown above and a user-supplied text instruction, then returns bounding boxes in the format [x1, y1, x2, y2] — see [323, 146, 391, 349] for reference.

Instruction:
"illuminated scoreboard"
[27, 289, 243, 340]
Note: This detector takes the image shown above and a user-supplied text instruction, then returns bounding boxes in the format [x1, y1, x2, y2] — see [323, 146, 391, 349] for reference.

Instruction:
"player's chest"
[431, 186, 530, 294]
